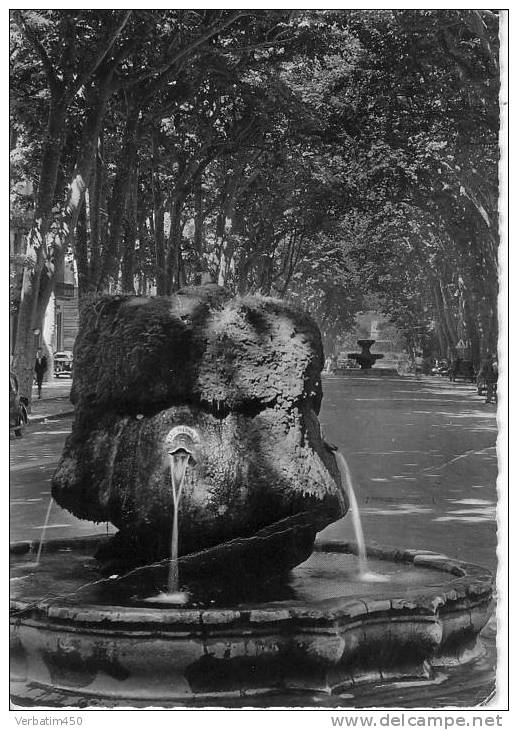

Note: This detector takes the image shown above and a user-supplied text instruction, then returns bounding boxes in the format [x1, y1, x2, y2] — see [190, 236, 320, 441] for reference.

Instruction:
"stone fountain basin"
[10, 536, 494, 705]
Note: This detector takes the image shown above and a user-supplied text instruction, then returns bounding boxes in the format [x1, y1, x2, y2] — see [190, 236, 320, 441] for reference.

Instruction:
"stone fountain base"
[10, 537, 494, 707]
[332, 368, 399, 377]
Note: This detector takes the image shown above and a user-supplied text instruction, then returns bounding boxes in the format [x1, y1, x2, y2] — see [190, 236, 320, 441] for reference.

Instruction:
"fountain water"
[19, 497, 55, 570]
[35, 497, 54, 567]
[168, 449, 190, 594]
[334, 451, 367, 572]
[143, 432, 196, 606]
[333, 450, 388, 583]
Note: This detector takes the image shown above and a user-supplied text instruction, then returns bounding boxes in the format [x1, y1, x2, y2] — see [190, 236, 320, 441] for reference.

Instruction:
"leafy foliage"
[10, 9, 501, 379]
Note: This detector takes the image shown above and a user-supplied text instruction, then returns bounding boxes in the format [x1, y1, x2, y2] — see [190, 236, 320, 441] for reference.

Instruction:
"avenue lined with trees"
[10, 9, 500, 401]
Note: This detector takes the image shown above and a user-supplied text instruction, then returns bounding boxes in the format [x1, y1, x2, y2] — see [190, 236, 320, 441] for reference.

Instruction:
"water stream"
[334, 451, 388, 582]
[142, 450, 191, 605]
[168, 450, 190, 593]
[36, 497, 54, 566]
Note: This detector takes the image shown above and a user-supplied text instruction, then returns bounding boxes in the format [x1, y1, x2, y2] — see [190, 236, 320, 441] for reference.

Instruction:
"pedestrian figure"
[414, 354, 423, 379]
[485, 355, 498, 404]
[34, 349, 48, 399]
[478, 357, 490, 396]
[480, 355, 498, 404]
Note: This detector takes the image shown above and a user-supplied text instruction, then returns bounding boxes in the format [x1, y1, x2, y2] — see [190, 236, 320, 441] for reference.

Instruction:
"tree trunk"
[478, 269, 499, 356]
[193, 174, 204, 279]
[64, 73, 114, 295]
[76, 205, 89, 296]
[88, 131, 105, 287]
[259, 224, 277, 296]
[477, 292, 498, 356]
[438, 278, 459, 347]
[458, 277, 480, 363]
[431, 279, 457, 356]
[151, 129, 167, 296]
[216, 210, 227, 287]
[12, 99, 67, 402]
[434, 318, 449, 358]
[165, 195, 185, 294]
[121, 170, 138, 293]
[97, 102, 139, 290]
[215, 173, 232, 287]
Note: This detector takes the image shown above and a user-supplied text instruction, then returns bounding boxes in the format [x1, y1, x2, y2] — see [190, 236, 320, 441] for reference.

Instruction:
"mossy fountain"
[10, 285, 494, 706]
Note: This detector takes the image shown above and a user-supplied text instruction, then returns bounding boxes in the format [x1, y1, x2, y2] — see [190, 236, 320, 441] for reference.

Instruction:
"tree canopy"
[10, 9, 501, 397]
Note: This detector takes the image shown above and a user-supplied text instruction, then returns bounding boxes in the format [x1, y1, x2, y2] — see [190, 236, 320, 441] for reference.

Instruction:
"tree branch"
[221, 36, 298, 54]
[166, 11, 251, 67]
[12, 10, 62, 97]
[66, 10, 132, 100]
[126, 10, 251, 89]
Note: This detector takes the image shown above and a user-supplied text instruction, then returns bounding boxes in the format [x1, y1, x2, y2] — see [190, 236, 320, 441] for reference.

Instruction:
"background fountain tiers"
[348, 340, 385, 370]
[52, 284, 348, 574]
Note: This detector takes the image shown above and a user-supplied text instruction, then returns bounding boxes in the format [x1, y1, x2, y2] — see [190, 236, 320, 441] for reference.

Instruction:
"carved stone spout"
[165, 426, 200, 463]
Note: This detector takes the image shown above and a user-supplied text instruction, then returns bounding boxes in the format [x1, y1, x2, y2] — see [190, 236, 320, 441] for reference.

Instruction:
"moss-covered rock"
[53, 285, 347, 573]
[70, 285, 323, 414]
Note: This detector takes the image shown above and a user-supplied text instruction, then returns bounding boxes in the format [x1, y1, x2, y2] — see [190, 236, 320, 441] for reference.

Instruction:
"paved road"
[32, 376, 72, 400]
[10, 375, 499, 569]
[319, 374, 499, 570]
[10, 415, 112, 544]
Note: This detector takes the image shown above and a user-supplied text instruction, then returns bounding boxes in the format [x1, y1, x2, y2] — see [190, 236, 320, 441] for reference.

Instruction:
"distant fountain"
[339, 339, 399, 376]
[348, 339, 384, 370]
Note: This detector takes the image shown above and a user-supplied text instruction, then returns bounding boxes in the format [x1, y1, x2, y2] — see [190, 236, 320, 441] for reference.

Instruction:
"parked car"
[337, 357, 360, 370]
[431, 360, 450, 377]
[54, 351, 74, 378]
[9, 372, 28, 438]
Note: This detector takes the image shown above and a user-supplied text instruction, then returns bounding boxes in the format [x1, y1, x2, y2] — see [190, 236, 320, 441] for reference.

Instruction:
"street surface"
[10, 413, 111, 543]
[11, 375, 105, 542]
[10, 374, 499, 570]
[320, 374, 499, 570]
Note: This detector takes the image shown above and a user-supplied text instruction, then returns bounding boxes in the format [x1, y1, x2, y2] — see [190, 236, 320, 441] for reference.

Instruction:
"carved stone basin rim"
[10, 537, 494, 705]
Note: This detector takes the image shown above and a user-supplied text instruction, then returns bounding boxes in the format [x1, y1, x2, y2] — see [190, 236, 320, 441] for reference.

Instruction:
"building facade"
[51, 259, 79, 353]
[10, 225, 79, 375]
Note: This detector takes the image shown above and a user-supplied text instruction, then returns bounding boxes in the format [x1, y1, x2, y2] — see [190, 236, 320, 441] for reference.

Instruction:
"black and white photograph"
[8, 5, 508, 715]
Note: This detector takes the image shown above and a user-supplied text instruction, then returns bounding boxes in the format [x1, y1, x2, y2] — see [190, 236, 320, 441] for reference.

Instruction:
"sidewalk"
[28, 378, 74, 423]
